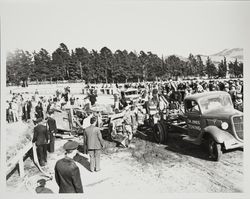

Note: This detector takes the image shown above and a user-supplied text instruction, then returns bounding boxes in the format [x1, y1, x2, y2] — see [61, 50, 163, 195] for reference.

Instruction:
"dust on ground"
[6, 93, 243, 195]
[6, 129, 243, 195]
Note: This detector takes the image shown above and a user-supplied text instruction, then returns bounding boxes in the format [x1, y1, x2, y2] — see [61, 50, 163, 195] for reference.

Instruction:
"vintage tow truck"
[154, 91, 243, 161]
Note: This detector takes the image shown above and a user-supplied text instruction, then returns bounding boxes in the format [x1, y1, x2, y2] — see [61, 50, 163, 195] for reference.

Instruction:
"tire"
[108, 123, 114, 141]
[154, 122, 165, 144]
[164, 123, 170, 143]
[207, 136, 222, 161]
[149, 115, 155, 129]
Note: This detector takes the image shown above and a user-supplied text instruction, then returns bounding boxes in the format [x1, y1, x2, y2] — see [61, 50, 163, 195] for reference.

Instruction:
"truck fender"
[203, 126, 235, 144]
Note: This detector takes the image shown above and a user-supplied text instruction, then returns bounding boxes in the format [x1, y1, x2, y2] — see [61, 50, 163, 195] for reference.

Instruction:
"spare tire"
[154, 122, 165, 144]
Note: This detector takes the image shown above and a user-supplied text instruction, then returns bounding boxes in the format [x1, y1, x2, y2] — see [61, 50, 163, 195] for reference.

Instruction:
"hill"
[165, 48, 243, 66]
[200, 48, 243, 65]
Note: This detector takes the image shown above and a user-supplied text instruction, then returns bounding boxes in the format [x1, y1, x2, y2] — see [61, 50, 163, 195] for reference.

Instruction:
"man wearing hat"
[54, 140, 83, 193]
[85, 116, 104, 172]
[35, 179, 53, 194]
[47, 110, 57, 153]
[32, 118, 48, 167]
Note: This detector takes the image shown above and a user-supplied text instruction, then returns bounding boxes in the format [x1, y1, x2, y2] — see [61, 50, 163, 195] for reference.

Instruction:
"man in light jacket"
[85, 116, 104, 172]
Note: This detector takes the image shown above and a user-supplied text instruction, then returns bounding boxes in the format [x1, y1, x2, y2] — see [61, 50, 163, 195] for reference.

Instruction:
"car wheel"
[164, 123, 170, 143]
[149, 116, 155, 129]
[108, 123, 115, 141]
[208, 136, 222, 161]
[154, 122, 165, 144]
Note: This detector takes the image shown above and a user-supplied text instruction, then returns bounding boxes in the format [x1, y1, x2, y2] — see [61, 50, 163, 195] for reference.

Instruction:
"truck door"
[185, 100, 202, 139]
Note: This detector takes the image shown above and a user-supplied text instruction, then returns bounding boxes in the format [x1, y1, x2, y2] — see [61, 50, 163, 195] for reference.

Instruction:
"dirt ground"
[5, 94, 243, 196]
[6, 128, 243, 195]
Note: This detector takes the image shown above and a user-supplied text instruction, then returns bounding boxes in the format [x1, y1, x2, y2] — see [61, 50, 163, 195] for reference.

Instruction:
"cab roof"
[184, 91, 230, 102]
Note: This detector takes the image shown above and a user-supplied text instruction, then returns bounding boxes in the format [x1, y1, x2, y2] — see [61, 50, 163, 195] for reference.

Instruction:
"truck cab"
[184, 91, 243, 160]
[154, 91, 243, 161]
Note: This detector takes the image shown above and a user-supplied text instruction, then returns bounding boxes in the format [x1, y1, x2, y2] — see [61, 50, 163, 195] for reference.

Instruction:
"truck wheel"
[154, 122, 165, 144]
[164, 123, 169, 143]
[208, 136, 222, 161]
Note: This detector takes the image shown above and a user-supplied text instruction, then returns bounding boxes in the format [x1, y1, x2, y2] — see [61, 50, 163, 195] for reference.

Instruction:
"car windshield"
[200, 94, 233, 113]
[185, 100, 200, 114]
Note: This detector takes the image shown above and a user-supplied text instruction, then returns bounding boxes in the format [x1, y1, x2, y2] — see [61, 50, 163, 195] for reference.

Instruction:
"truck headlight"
[221, 122, 229, 130]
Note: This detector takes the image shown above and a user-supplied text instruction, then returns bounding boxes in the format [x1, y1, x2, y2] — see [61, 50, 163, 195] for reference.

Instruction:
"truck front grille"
[232, 116, 243, 140]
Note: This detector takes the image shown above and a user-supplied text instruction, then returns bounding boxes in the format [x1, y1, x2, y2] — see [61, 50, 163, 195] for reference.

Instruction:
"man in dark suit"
[27, 100, 32, 120]
[85, 117, 104, 172]
[32, 118, 48, 166]
[54, 141, 83, 193]
[47, 110, 57, 153]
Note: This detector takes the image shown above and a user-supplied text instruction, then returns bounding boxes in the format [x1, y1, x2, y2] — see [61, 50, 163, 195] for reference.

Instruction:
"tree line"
[6, 43, 243, 86]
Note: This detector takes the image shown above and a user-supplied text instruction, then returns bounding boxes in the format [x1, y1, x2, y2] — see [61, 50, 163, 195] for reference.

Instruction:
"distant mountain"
[199, 48, 243, 65]
[173, 54, 189, 62]
[211, 48, 243, 60]
[164, 48, 243, 65]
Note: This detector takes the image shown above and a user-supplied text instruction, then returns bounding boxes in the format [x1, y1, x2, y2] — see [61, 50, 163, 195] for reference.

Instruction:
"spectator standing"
[235, 80, 242, 94]
[54, 141, 83, 193]
[27, 100, 32, 120]
[32, 118, 48, 166]
[12, 100, 18, 122]
[22, 101, 29, 121]
[47, 110, 57, 153]
[88, 90, 97, 106]
[7, 102, 13, 123]
[85, 117, 104, 172]
[35, 101, 44, 119]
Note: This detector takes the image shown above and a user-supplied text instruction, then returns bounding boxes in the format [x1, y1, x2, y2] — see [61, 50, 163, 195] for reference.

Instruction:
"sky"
[1, 0, 250, 57]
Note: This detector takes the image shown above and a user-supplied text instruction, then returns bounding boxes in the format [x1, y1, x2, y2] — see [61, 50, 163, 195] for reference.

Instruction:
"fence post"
[18, 158, 24, 177]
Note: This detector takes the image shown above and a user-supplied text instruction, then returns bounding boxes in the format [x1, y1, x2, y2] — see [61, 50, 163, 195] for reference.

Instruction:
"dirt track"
[6, 129, 243, 195]
[6, 94, 243, 194]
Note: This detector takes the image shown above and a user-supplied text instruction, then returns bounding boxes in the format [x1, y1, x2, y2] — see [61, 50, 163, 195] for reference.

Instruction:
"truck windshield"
[200, 94, 233, 113]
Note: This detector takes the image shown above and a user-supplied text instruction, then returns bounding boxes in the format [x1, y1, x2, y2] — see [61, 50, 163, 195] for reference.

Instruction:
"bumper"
[224, 139, 243, 150]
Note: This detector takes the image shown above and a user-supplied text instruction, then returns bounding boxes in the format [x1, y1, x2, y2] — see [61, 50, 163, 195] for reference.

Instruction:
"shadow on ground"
[135, 126, 210, 161]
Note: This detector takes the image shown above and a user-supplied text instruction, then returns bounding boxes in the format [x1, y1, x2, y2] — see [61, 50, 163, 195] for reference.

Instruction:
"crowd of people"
[6, 78, 243, 193]
[113, 78, 243, 112]
[6, 85, 99, 123]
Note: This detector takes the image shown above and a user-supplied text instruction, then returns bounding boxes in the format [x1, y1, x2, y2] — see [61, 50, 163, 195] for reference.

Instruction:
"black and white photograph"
[1, 0, 250, 198]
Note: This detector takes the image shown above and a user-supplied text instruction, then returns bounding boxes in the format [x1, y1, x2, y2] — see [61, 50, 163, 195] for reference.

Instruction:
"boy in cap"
[35, 179, 53, 193]
[54, 140, 83, 193]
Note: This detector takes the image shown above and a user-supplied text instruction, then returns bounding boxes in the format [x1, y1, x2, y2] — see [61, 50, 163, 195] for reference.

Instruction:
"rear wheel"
[164, 124, 170, 143]
[207, 136, 222, 161]
[154, 122, 165, 144]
